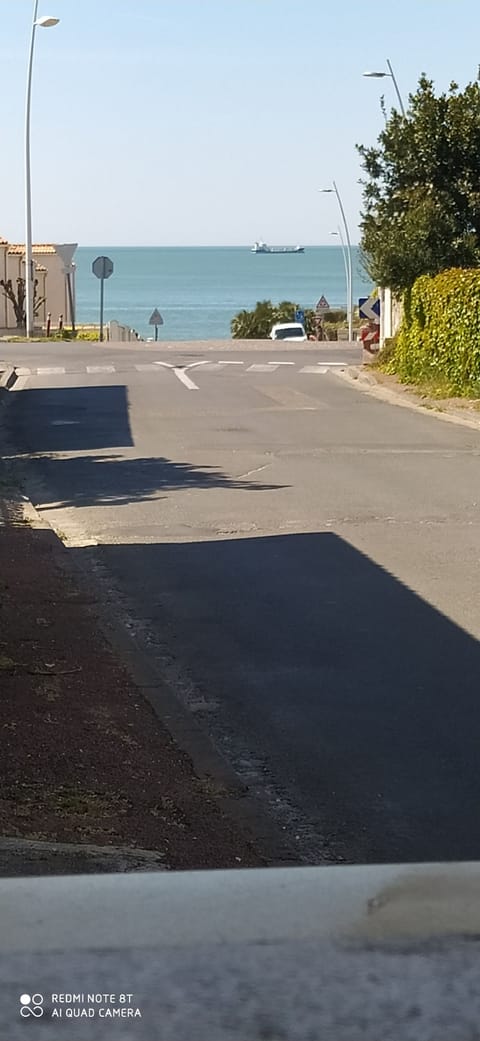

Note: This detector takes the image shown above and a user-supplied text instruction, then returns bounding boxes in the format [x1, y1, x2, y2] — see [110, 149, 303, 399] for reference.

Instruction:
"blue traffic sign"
[359, 296, 381, 321]
[295, 309, 305, 323]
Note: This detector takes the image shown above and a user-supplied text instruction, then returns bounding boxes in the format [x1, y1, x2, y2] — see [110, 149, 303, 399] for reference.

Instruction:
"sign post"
[149, 308, 164, 342]
[92, 256, 114, 342]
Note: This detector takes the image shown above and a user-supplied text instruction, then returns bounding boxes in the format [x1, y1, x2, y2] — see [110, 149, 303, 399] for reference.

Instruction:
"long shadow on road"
[20, 454, 281, 507]
[5, 385, 283, 505]
[74, 531, 480, 865]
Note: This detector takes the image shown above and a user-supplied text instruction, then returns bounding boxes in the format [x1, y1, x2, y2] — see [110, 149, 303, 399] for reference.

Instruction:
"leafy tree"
[358, 76, 480, 292]
[0, 277, 46, 329]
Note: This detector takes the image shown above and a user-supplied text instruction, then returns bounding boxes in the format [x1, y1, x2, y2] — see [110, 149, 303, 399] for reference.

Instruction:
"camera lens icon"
[20, 994, 44, 1017]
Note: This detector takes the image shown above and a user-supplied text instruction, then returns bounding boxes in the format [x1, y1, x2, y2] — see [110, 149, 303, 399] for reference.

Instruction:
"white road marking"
[171, 360, 210, 390]
[218, 360, 244, 365]
[300, 366, 329, 374]
[10, 376, 29, 391]
[37, 366, 66, 375]
[14, 367, 31, 376]
[317, 361, 346, 367]
[269, 360, 295, 365]
[173, 368, 199, 390]
[63, 537, 98, 548]
[86, 365, 116, 374]
[247, 364, 277, 372]
[236, 464, 272, 479]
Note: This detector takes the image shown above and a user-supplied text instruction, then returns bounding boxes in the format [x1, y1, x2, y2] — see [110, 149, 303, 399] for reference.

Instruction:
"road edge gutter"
[336, 365, 480, 432]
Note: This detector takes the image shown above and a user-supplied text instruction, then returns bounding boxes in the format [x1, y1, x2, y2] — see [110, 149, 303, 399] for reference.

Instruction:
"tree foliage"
[358, 76, 480, 292]
[0, 277, 46, 328]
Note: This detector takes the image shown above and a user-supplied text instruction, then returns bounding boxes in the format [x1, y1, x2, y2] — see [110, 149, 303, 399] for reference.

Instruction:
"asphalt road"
[3, 340, 480, 864]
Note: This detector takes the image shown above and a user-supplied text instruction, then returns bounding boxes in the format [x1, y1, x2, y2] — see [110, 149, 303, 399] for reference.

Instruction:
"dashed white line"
[247, 363, 277, 372]
[218, 360, 244, 365]
[37, 366, 66, 375]
[86, 365, 115, 374]
[300, 366, 329, 374]
[269, 361, 295, 365]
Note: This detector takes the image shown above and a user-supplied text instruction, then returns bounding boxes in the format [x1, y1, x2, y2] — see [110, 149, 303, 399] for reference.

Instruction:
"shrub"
[377, 334, 399, 367]
[389, 268, 480, 395]
[76, 330, 100, 341]
[323, 309, 347, 324]
[323, 323, 338, 341]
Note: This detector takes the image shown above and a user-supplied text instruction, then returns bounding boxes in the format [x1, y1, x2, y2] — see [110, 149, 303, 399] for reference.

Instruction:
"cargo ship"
[251, 240, 305, 254]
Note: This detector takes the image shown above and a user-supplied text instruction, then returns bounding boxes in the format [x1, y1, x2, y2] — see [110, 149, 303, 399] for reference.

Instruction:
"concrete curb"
[0, 836, 166, 875]
[336, 365, 480, 432]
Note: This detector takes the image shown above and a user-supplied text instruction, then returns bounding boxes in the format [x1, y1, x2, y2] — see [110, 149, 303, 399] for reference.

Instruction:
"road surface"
[3, 340, 480, 863]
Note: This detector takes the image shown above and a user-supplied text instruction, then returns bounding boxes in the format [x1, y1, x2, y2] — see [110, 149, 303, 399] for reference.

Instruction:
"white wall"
[380, 287, 404, 344]
[1, 242, 77, 330]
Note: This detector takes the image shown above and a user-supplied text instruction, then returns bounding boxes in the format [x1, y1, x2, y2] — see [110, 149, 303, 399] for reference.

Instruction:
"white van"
[270, 322, 307, 342]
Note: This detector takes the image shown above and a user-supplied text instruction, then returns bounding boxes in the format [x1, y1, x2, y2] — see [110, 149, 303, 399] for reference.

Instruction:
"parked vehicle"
[270, 322, 307, 342]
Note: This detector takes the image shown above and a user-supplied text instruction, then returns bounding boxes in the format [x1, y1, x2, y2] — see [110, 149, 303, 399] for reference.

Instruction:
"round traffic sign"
[92, 255, 114, 280]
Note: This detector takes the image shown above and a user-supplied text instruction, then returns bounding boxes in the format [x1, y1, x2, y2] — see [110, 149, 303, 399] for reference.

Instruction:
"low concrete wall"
[107, 320, 142, 342]
[0, 862, 478, 1039]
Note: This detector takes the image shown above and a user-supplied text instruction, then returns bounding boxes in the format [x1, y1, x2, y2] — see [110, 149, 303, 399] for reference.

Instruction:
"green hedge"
[389, 269, 480, 394]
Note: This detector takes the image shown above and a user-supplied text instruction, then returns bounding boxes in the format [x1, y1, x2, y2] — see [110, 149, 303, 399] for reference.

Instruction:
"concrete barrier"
[107, 320, 142, 343]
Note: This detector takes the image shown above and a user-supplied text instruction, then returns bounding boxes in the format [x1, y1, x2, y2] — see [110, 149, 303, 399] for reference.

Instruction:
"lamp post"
[319, 183, 353, 341]
[363, 58, 406, 117]
[25, 3, 59, 337]
[330, 229, 350, 318]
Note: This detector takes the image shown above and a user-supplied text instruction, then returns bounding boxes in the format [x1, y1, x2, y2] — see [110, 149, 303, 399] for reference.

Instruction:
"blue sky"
[0, 0, 479, 246]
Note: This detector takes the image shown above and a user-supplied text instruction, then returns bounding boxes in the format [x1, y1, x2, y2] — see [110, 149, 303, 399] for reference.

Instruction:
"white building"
[0, 237, 77, 332]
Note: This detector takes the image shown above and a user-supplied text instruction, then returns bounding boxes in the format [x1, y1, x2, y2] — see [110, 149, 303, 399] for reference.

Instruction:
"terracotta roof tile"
[8, 243, 57, 255]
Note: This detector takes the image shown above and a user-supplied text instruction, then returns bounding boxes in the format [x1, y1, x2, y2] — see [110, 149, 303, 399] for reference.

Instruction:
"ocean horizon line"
[76, 243, 361, 250]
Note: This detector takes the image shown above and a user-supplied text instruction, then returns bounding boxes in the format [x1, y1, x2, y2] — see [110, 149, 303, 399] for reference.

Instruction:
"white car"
[270, 322, 307, 342]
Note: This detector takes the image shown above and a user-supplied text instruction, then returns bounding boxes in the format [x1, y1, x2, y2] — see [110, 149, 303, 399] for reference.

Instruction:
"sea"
[74, 246, 372, 341]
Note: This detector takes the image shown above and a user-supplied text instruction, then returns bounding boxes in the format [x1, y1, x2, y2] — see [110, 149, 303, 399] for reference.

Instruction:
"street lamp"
[363, 58, 406, 117]
[330, 229, 349, 319]
[319, 183, 353, 341]
[25, 2, 60, 337]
